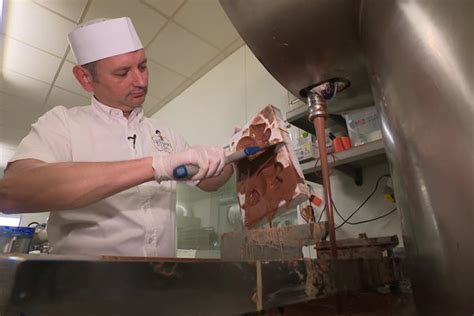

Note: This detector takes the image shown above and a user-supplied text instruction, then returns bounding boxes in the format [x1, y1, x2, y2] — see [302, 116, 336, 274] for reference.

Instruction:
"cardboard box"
[289, 125, 318, 162]
[342, 106, 382, 146]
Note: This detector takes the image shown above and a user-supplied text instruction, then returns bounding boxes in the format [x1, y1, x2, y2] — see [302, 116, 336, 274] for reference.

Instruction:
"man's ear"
[73, 65, 94, 92]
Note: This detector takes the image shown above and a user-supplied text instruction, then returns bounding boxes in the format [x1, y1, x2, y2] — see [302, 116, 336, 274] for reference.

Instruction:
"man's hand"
[152, 146, 226, 182]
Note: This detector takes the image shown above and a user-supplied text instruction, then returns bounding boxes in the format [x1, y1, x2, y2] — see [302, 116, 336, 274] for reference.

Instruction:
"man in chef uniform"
[0, 17, 233, 257]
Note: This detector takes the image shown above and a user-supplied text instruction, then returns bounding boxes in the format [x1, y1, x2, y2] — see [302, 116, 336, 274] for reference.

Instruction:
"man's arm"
[198, 164, 234, 192]
[0, 158, 155, 214]
[1, 145, 228, 213]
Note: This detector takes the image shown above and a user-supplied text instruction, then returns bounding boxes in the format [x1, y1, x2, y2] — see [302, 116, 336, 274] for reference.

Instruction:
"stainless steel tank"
[220, 0, 474, 314]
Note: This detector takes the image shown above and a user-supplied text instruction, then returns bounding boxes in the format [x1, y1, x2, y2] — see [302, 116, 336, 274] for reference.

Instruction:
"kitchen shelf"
[299, 139, 386, 185]
[286, 103, 345, 135]
[286, 101, 387, 185]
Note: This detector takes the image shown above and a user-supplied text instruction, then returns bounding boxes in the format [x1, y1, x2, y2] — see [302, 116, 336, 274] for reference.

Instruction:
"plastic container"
[341, 136, 352, 149]
[342, 106, 382, 146]
[332, 137, 344, 152]
[289, 125, 317, 162]
[0, 226, 35, 253]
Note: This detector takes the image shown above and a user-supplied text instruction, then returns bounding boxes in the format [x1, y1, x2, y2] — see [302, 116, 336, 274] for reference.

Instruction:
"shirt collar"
[91, 97, 144, 122]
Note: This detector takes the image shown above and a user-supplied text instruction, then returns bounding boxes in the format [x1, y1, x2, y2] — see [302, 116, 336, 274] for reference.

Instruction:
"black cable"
[27, 222, 40, 227]
[310, 205, 316, 223]
[317, 198, 349, 224]
[316, 174, 392, 228]
[331, 199, 347, 223]
[335, 174, 391, 229]
[347, 207, 397, 225]
[317, 203, 327, 223]
[333, 199, 397, 228]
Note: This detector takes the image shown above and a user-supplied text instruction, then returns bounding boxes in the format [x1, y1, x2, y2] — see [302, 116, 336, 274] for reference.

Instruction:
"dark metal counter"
[0, 254, 402, 316]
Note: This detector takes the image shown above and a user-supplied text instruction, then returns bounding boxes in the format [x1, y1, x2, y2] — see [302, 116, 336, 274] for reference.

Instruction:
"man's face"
[89, 49, 148, 111]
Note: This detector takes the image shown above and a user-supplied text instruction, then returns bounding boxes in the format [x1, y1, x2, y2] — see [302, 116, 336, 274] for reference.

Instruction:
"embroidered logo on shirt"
[152, 130, 173, 153]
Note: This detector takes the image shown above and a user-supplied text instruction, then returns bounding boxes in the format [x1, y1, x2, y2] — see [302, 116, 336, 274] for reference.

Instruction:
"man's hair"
[81, 61, 98, 82]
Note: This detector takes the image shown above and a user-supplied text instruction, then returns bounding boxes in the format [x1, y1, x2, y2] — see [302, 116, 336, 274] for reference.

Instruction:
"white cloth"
[10, 98, 193, 257]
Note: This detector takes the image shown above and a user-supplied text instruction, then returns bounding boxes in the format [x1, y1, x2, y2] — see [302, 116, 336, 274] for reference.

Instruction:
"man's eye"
[139, 65, 147, 71]
[116, 72, 127, 77]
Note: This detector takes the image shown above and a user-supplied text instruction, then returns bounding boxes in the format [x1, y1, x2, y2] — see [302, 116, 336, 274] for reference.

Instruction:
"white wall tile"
[142, 94, 160, 113]
[4, 0, 76, 57]
[65, 49, 76, 64]
[45, 87, 90, 110]
[0, 101, 5, 127]
[152, 47, 246, 146]
[85, 0, 167, 47]
[147, 60, 187, 100]
[2, 93, 43, 131]
[0, 112, 31, 134]
[174, 0, 240, 49]
[190, 53, 226, 81]
[54, 61, 90, 97]
[2, 36, 62, 84]
[225, 37, 245, 55]
[0, 126, 29, 147]
[154, 78, 193, 110]
[147, 22, 219, 77]
[34, 0, 88, 22]
[0, 69, 51, 104]
[141, 0, 185, 17]
[244, 47, 289, 120]
[146, 78, 193, 115]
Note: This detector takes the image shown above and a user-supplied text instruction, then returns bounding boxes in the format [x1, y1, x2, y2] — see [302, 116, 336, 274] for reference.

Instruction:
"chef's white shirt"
[9, 97, 193, 257]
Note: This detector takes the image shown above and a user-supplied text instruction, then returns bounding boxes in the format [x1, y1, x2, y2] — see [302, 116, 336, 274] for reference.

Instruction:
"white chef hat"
[68, 17, 143, 65]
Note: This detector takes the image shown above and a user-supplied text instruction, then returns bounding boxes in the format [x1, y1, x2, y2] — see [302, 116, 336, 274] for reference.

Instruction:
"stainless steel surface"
[220, 0, 474, 314]
[360, 1, 474, 314]
[307, 91, 327, 120]
[0, 254, 403, 316]
[219, 0, 374, 113]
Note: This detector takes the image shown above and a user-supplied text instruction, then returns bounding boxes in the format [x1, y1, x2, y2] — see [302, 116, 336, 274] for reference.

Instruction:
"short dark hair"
[81, 61, 98, 82]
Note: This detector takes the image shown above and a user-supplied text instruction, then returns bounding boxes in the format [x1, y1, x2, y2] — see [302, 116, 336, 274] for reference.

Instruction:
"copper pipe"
[313, 116, 337, 259]
[306, 87, 340, 314]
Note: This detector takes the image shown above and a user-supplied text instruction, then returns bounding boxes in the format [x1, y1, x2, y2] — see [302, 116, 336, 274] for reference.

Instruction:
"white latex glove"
[233, 126, 242, 135]
[152, 146, 226, 182]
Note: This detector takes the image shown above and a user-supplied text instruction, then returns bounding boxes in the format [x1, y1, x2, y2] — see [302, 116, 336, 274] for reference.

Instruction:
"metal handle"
[172, 146, 262, 180]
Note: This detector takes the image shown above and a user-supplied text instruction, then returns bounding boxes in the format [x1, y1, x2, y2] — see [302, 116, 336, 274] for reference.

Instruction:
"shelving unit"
[299, 139, 386, 185]
[286, 104, 387, 185]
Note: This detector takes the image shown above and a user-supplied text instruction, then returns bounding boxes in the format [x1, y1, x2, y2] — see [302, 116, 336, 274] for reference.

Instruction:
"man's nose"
[132, 69, 148, 87]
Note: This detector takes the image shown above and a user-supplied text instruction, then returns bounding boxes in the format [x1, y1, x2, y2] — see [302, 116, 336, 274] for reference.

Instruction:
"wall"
[153, 45, 403, 256]
[306, 163, 401, 242]
[153, 46, 290, 145]
[19, 212, 49, 227]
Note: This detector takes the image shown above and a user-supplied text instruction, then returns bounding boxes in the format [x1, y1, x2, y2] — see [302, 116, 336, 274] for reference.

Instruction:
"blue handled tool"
[173, 146, 263, 180]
